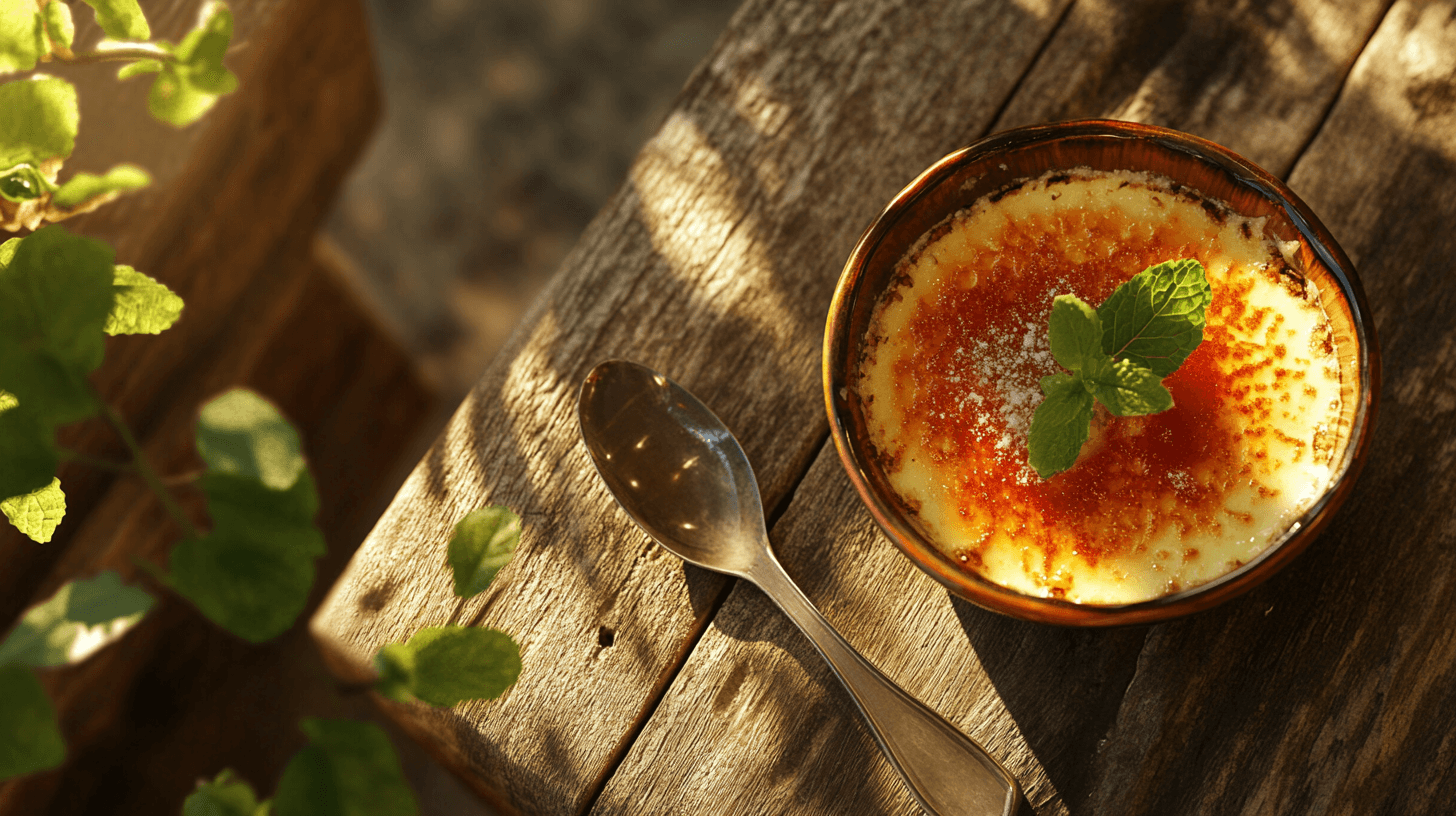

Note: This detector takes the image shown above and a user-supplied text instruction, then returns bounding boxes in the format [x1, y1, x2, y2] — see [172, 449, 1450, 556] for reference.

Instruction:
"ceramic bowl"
[823, 120, 1380, 626]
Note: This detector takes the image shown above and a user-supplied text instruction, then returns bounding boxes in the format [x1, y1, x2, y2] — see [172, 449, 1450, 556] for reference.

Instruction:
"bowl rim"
[822, 119, 1382, 626]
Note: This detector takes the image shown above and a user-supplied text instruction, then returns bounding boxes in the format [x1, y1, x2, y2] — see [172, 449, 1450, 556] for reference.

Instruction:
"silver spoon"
[577, 360, 1028, 816]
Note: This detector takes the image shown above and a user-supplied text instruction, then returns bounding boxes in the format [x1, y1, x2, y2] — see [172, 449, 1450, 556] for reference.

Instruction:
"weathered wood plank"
[309, 0, 1079, 812]
[994, 0, 1393, 176]
[590, 0, 1406, 813]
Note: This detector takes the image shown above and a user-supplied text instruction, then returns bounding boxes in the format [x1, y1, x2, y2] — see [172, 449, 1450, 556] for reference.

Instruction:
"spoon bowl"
[577, 361, 765, 576]
[578, 360, 1028, 816]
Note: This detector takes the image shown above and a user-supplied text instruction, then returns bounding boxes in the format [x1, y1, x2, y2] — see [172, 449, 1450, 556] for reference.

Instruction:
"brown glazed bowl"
[823, 120, 1380, 626]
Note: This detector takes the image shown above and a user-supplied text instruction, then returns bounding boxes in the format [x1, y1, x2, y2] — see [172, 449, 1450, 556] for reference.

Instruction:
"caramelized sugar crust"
[858, 169, 1343, 603]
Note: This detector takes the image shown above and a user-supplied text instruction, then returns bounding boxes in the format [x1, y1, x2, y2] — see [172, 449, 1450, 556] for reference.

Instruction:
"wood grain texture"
[597, 1, 1456, 814]
[994, 0, 1393, 176]
[310, 0, 1078, 813]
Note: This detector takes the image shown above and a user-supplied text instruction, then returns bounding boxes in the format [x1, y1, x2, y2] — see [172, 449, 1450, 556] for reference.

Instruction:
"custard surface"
[858, 168, 1343, 604]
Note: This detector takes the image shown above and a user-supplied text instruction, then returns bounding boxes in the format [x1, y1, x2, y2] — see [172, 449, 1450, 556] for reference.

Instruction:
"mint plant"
[187, 507, 525, 815]
[0, 0, 524, 800]
[1027, 258, 1211, 478]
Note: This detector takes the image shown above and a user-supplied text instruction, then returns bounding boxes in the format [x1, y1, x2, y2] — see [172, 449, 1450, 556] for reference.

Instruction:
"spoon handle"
[748, 551, 1029, 816]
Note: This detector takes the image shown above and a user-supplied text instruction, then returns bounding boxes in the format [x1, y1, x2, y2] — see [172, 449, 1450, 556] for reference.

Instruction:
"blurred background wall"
[328, 0, 743, 398]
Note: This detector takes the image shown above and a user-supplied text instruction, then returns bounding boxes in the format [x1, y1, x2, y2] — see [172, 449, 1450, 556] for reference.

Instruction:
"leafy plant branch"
[0, 0, 526, 804]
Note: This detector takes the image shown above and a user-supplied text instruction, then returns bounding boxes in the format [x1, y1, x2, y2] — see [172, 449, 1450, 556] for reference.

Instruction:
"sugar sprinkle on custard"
[857, 168, 1344, 604]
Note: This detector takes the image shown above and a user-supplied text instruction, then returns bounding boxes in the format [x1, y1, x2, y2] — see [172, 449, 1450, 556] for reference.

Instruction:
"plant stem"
[162, 468, 205, 487]
[98, 398, 200, 539]
[52, 44, 175, 67]
[58, 448, 132, 472]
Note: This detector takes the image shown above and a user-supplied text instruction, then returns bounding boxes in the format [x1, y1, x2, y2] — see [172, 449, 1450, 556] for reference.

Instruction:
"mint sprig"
[1027, 259, 1209, 479]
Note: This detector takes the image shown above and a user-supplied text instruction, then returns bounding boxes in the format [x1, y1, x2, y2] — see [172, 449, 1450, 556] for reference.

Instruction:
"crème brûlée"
[856, 168, 1345, 604]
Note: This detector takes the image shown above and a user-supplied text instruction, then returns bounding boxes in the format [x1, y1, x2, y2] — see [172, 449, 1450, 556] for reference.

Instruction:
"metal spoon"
[577, 360, 1028, 816]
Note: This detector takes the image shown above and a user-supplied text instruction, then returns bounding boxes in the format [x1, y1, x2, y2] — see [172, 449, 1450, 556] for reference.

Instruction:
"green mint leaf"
[40, 2, 74, 52]
[52, 163, 151, 209]
[273, 719, 418, 816]
[183, 769, 271, 816]
[0, 664, 65, 780]
[1, 477, 65, 543]
[1097, 258, 1211, 377]
[170, 390, 322, 642]
[117, 59, 163, 79]
[1082, 356, 1174, 417]
[196, 389, 305, 491]
[0, 400, 57, 500]
[147, 3, 236, 127]
[375, 626, 521, 707]
[0, 226, 115, 424]
[0, 571, 153, 667]
[1027, 372, 1095, 479]
[0, 76, 78, 168]
[168, 472, 325, 643]
[148, 68, 212, 127]
[174, 2, 234, 92]
[81, 0, 150, 41]
[448, 506, 520, 598]
[0, 5, 45, 74]
[106, 265, 182, 335]
[1047, 294, 1102, 372]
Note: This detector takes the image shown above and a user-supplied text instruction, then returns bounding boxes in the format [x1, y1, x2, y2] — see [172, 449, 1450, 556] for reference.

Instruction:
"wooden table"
[312, 0, 1456, 812]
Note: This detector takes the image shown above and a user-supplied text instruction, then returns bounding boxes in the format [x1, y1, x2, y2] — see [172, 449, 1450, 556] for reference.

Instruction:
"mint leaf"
[1047, 294, 1102, 372]
[448, 506, 520, 598]
[1027, 373, 1095, 479]
[0, 76, 77, 168]
[196, 389, 305, 491]
[0, 571, 153, 667]
[81, 0, 150, 41]
[168, 472, 325, 643]
[170, 389, 323, 642]
[40, 2, 74, 52]
[147, 3, 237, 127]
[1029, 258, 1208, 478]
[1, 477, 65, 543]
[1098, 258, 1211, 377]
[52, 163, 151, 209]
[183, 769, 271, 816]
[375, 626, 521, 707]
[106, 265, 183, 335]
[273, 719, 418, 816]
[0, 226, 115, 424]
[117, 59, 163, 80]
[0, 664, 65, 780]
[0, 5, 45, 74]
[1082, 356, 1174, 417]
